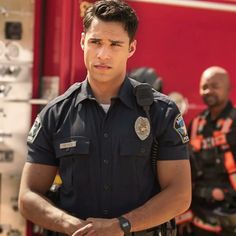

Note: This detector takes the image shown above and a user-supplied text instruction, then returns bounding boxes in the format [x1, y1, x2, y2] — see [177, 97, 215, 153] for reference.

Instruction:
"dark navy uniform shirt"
[27, 77, 189, 219]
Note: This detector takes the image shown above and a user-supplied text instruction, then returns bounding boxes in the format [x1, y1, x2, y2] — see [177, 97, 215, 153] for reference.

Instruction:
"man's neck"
[209, 101, 228, 120]
[88, 76, 125, 104]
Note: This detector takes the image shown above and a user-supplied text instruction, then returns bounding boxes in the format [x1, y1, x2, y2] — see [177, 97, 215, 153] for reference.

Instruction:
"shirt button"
[103, 159, 109, 164]
[140, 148, 146, 154]
[104, 133, 109, 138]
[103, 185, 110, 191]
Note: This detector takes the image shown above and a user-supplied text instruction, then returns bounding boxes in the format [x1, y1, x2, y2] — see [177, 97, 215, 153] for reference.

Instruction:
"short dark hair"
[83, 0, 139, 42]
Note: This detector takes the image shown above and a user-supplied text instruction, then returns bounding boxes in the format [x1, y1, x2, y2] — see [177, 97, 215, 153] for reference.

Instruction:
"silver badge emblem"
[135, 116, 151, 140]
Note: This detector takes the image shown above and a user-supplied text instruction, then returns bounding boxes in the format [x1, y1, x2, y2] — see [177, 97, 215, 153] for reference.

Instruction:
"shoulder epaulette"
[41, 82, 82, 114]
[129, 77, 168, 104]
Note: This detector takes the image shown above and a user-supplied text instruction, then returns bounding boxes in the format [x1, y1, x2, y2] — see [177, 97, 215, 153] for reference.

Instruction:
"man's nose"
[97, 46, 111, 60]
[203, 88, 212, 95]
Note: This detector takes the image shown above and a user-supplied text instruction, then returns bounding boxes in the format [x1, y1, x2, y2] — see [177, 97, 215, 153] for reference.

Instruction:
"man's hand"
[212, 188, 225, 201]
[71, 223, 95, 236]
[82, 217, 124, 236]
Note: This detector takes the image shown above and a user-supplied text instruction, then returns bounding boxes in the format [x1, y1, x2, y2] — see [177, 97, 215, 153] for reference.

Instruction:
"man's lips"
[94, 64, 111, 70]
[203, 95, 217, 104]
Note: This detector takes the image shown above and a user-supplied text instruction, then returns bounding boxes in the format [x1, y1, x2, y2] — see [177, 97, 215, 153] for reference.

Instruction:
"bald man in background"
[188, 66, 236, 236]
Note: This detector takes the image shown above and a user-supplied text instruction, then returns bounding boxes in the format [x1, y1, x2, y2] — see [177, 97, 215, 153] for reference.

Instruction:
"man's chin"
[204, 101, 218, 108]
[208, 104, 218, 108]
[203, 97, 218, 108]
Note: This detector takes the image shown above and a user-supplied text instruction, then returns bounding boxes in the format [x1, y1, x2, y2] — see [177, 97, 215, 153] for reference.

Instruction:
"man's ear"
[128, 40, 137, 58]
[81, 32, 85, 50]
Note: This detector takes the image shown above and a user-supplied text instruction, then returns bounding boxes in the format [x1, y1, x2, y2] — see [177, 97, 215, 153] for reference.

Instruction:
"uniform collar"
[115, 77, 136, 110]
[218, 101, 234, 118]
[75, 77, 136, 110]
[74, 79, 94, 107]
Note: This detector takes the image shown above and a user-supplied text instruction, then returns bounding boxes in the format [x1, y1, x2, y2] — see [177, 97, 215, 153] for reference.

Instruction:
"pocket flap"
[120, 138, 151, 156]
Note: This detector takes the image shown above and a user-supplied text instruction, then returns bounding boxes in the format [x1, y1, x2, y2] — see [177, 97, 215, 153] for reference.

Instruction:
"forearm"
[19, 190, 82, 235]
[124, 184, 191, 232]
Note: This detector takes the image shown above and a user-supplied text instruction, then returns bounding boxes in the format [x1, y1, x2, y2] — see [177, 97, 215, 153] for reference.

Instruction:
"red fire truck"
[32, 0, 236, 124]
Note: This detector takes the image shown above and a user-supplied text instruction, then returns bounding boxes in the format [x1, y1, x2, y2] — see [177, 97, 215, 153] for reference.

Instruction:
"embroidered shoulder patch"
[174, 114, 189, 143]
[27, 116, 42, 143]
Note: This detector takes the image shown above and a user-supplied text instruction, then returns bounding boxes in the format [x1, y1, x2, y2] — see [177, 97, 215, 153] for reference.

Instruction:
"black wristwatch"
[117, 216, 131, 234]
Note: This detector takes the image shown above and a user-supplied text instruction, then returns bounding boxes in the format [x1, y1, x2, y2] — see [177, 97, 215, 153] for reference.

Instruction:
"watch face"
[118, 216, 131, 234]
[122, 221, 130, 228]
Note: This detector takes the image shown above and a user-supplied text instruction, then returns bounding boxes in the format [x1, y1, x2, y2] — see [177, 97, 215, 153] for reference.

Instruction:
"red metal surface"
[127, 1, 236, 123]
[34, 0, 236, 122]
[64, 0, 236, 123]
[70, 0, 87, 84]
[31, 0, 43, 122]
[42, 0, 74, 93]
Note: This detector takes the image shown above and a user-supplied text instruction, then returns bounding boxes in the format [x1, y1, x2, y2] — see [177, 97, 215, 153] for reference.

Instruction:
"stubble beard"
[203, 95, 220, 108]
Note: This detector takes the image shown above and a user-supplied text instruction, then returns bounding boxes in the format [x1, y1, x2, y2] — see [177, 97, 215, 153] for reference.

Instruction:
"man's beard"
[202, 95, 219, 108]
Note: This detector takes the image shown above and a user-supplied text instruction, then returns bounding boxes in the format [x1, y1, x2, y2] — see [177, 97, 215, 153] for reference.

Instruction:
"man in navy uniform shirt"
[18, 0, 191, 235]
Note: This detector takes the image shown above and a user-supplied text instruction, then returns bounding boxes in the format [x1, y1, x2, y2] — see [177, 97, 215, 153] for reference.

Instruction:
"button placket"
[100, 121, 112, 216]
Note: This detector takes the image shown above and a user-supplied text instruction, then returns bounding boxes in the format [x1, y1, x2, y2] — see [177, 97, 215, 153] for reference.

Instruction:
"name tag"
[60, 141, 76, 149]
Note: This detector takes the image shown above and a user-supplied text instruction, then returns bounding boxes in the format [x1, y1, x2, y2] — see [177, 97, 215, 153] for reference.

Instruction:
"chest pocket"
[117, 137, 155, 200]
[54, 136, 90, 189]
[119, 137, 153, 180]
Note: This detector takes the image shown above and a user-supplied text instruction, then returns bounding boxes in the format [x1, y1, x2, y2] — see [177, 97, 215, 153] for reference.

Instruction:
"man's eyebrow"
[109, 39, 125, 44]
[89, 38, 101, 41]
[88, 38, 125, 44]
